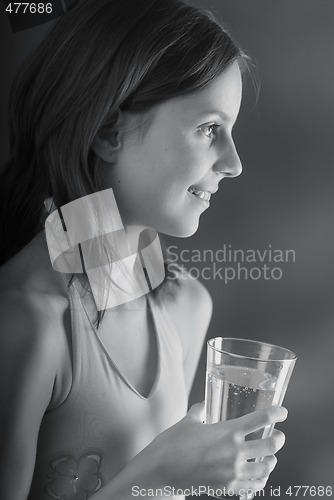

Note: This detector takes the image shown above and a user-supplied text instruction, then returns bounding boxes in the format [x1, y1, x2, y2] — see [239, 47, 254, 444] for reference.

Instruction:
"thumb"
[186, 401, 205, 423]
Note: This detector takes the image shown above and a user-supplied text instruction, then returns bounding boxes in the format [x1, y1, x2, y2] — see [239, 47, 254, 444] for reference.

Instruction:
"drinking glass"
[205, 337, 297, 500]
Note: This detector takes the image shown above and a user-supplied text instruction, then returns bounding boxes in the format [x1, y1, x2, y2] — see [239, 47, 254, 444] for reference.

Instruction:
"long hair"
[0, 0, 249, 324]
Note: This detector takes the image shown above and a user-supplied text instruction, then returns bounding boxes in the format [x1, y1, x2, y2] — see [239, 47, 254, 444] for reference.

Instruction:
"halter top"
[28, 276, 188, 500]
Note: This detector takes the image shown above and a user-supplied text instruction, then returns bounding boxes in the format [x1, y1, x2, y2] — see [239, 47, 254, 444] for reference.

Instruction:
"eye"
[200, 123, 220, 140]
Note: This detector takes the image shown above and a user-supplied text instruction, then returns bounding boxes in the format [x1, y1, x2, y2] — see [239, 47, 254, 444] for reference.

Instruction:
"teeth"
[188, 187, 211, 202]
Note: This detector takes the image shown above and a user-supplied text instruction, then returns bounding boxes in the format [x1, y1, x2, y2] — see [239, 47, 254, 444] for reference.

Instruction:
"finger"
[241, 429, 286, 460]
[240, 493, 254, 500]
[238, 455, 277, 480]
[229, 477, 268, 497]
[229, 406, 288, 435]
[186, 402, 205, 422]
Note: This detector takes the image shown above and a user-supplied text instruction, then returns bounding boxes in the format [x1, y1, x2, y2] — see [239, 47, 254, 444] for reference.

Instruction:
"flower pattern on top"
[45, 452, 103, 500]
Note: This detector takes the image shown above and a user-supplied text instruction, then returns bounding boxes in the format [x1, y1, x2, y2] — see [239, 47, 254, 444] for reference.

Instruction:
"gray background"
[171, 1, 334, 496]
[1, 1, 333, 497]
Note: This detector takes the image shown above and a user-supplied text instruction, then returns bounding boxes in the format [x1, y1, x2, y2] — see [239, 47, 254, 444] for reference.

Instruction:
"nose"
[212, 138, 242, 178]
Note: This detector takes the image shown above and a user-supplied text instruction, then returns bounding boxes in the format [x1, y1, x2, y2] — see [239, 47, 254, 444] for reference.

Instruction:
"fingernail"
[281, 407, 288, 419]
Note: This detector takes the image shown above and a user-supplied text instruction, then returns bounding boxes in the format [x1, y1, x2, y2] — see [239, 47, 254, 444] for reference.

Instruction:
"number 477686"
[5, 3, 53, 14]
[285, 486, 332, 497]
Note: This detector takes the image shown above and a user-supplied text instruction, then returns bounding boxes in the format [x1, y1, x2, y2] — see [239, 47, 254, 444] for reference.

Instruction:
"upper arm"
[0, 294, 60, 500]
[169, 272, 213, 396]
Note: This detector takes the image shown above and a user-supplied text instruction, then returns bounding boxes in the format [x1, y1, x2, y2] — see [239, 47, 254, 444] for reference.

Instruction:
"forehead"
[152, 62, 243, 127]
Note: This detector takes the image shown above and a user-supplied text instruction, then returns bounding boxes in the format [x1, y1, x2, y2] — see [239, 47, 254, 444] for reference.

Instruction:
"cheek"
[119, 131, 208, 203]
[160, 146, 204, 189]
[139, 149, 188, 194]
[148, 127, 197, 175]
[169, 135, 214, 184]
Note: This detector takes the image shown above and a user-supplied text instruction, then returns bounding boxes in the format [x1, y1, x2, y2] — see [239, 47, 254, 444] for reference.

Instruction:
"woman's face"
[102, 62, 243, 237]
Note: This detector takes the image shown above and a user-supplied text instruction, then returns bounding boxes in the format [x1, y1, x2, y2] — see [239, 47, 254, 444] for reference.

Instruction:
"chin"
[159, 218, 200, 238]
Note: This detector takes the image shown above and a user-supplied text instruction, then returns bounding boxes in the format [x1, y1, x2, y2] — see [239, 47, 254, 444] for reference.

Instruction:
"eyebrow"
[197, 110, 232, 122]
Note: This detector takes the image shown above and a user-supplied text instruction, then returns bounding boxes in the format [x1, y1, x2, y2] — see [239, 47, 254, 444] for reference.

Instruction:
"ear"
[91, 110, 124, 163]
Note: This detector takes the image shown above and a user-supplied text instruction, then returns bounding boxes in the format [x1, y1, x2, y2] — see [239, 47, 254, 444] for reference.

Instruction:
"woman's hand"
[152, 402, 287, 496]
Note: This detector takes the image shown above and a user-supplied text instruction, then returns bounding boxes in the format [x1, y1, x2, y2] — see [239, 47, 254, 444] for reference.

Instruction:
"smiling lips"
[188, 185, 218, 202]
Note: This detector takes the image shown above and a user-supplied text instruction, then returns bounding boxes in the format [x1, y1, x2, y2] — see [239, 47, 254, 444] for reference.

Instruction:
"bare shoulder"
[162, 267, 213, 393]
[0, 233, 72, 394]
[0, 288, 65, 365]
[167, 267, 213, 322]
[165, 267, 213, 355]
[0, 232, 70, 346]
[0, 237, 71, 395]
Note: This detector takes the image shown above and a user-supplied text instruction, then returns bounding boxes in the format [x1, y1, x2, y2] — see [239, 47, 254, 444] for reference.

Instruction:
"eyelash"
[201, 124, 220, 140]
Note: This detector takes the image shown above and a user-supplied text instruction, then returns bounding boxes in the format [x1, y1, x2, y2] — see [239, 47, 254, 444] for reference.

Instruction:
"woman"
[0, 0, 288, 499]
